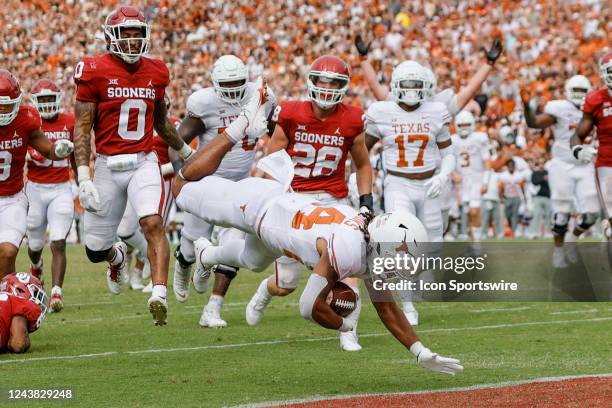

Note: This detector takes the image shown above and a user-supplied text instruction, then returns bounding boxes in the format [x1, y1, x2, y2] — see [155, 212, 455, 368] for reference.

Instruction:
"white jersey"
[543, 99, 583, 163]
[386, 88, 459, 117]
[186, 82, 276, 180]
[365, 100, 451, 174]
[451, 131, 490, 176]
[259, 193, 367, 280]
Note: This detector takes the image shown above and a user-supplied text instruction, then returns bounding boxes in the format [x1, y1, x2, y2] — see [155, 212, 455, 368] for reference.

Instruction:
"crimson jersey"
[0, 292, 42, 350]
[275, 101, 364, 198]
[583, 88, 612, 167]
[74, 53, 170, 156]
[0, 105, 41, 196]
[27, 112, 74, 183]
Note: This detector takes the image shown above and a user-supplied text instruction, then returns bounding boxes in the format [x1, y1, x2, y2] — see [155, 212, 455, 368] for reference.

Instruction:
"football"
[326, 281, 357, 317]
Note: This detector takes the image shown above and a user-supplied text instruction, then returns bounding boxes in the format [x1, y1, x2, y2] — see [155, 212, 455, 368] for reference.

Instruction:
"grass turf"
[1, 245, 610, 407]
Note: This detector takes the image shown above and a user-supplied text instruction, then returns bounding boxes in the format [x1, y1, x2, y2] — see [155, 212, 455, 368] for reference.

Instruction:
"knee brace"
[552, 212, 569, 236]
[215, 264, 238, 280]
[85, 246, 111, 263]
[577, 212, 598, 231]
[174, 245, 194, 267]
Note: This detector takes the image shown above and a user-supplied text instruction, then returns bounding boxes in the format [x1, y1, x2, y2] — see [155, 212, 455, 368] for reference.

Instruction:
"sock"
[258, 278, 272, 301]
[152, 284, 167, 298]
[32, 259, 43, 269]
[208, 294, 224, 309]
[472, 227, 482, 243]
[110, 246, 125, 266]
[51, 286, 62, 296]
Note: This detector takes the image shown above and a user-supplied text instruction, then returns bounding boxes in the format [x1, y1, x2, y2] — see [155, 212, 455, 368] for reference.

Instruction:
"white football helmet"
[211, 55, 248, 105]
[455, 110, 475, 138]
[367, 210, 429, 280]
[564, 75, 592, 107]
[390, 61, 431, 106]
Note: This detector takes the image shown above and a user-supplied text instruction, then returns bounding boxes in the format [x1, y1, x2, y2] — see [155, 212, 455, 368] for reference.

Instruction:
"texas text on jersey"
[0, 105, 41, 196]
[583, 88, 612, 168]
[27, 112, 75, 183]
[275, 101, 364, 198]
[73, 53, 170, 156]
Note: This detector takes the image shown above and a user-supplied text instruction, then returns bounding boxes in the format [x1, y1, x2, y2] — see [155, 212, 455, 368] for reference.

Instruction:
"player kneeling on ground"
[0, 272, 48, 354]
[172, 82, 463, 375]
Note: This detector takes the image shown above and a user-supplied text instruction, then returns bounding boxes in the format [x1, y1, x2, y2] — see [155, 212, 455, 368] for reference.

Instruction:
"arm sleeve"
[12, 297, 42, 333]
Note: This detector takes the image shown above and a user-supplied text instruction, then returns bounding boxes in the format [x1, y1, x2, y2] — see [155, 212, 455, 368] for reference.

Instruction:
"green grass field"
[2, 245, 611, 407]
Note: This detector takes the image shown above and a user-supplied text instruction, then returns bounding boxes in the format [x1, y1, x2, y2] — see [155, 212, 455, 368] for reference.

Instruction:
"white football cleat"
[50, 293, 64, 313]
[340, 328, 362, 352]
[106, 242, 128, 295]
[173, 259, 192, 302]
[552, 246, 568, 268]
[193, 238, 214, 294]
[148, 295, 168, 326]
[142, 281, 153, 293]
[245, 291, 271, 326]
[199, 304, 228, 328]
[130, 268, 145, 291]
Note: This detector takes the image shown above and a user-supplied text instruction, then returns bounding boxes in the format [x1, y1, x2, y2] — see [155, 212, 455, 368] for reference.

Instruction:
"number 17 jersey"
[275, 101, 364, 198]
[74, 53, 170, 156]
[365, 100, 451, 174]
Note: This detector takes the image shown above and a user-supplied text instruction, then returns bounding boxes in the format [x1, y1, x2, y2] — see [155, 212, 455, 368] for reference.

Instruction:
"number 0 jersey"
[275, 101, 364, 198]
[186, 84, 276, 181]
[74, 53, 170, 156]
[365, 100, 451, 174]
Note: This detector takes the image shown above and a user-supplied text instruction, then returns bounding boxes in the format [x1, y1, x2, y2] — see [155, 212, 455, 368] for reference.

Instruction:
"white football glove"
[77, 166, 101, 213]
[411, 342, 464, 375]
[225, 77, 269, 143]
[574, 146, 597, 164]
[425, 174, 447, 198]
[53, 139, 74, 159]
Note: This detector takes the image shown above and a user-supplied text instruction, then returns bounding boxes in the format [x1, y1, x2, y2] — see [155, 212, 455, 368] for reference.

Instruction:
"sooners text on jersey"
[73, 53, 170, 156]
[27, 112, 75, 183]
[583, 88, 612, 168]
[276, 101, 364, 198]
[0, 105, 41, 196]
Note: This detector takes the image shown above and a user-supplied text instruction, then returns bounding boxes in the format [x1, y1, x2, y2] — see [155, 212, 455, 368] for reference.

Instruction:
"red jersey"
[0, 292, 42, 350]
[583, 88, 612, 168]
[74, 53, 170, 156]
[276, 101, 364, 198]
[27, 112, 74, 183]
[0, 105, 41, 196]
[152, 116, 178, 180]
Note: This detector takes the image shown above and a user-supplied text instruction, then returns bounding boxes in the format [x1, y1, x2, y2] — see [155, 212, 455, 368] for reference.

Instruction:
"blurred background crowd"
[1, 0, 609, 240]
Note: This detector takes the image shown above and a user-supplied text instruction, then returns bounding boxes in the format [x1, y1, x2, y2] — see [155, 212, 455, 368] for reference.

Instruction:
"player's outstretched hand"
[416, 347, 464, 375]
[226, 77, 268, 143]
[483, 38, 503, 65]
[354, 35, 371, 57]
[573, 145, 597, 164]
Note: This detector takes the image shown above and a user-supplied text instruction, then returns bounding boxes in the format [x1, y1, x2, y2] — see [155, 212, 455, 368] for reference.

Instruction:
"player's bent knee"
[0, 244, 18, 258]
[552, 212, 570, 236]
[139, 215, 164, 236]
[216, 264, 238, 280]
[174, 245, 195, 266]
[85, 246, 111, 263]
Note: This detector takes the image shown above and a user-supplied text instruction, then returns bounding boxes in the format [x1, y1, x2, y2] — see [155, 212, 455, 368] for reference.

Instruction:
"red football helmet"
[0, 272, 48, 318]
[31, 78, 63, 119]
[0, 69, 22, 126]
[307, 55, 350, 109]
[104, 6, 150, 64]
[600, 52, 612, 89]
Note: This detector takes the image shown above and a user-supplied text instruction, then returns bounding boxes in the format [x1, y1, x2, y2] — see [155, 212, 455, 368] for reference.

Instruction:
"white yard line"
[470, 306, 532, 313]
[237, 372, 612, 408]
[1, 316, 611, 365]
[550, 308, 600, 315]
